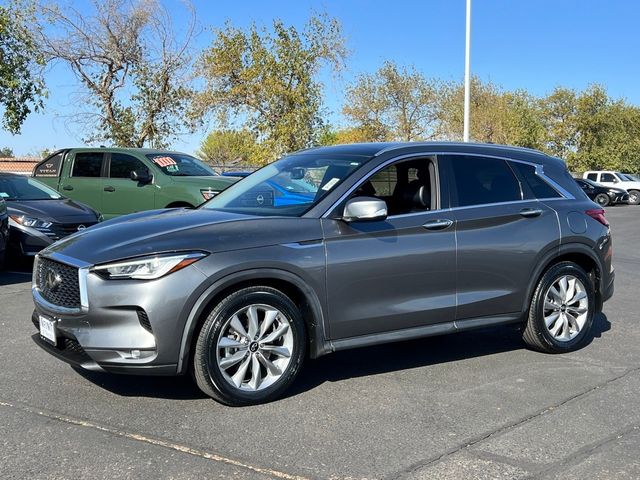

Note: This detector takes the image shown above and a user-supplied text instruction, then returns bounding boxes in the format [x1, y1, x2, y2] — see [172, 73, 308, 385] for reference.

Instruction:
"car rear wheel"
[627, 189, 640, 205]
[594, 193, 610, 207]
[193, 286, 306, 406]
[522, 262, 595, 353]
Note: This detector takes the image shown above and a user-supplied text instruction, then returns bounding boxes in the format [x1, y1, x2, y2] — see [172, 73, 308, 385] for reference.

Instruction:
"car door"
[322, 156, 457, 340]
[102, 152, 156, 219]
[598, 172, 620, 188]
[442, 154, 560, 321]
[60, 151, 105, 213]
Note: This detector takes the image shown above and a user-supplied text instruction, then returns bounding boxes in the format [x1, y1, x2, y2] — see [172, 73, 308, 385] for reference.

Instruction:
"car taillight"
[585, 208, 609, 227]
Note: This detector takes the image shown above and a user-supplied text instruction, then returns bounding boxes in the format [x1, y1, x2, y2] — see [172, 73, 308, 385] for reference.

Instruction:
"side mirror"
[130, 169, 152, 184]
[343, 196, 387, 222]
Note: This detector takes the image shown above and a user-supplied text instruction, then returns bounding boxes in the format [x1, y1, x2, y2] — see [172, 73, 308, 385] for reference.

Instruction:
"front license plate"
[39, 315, 57, 345]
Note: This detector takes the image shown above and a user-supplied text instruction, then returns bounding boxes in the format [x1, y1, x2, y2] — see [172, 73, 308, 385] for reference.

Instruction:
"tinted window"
[110, 153, 145, 179]
[72, 152, 103, 177]
[449, 155, 522, 207]
[510, 162, 561, 199]
[601, 173, 617, 183]
[586, 173, 598, 181]
[34, 153, 62, 177]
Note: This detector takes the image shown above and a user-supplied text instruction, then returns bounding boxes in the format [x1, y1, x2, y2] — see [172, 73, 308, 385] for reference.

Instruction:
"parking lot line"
[0, 399, 311, 480]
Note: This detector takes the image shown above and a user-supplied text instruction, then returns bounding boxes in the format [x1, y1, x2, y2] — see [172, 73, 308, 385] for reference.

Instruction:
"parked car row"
[582, 170, 640, 205]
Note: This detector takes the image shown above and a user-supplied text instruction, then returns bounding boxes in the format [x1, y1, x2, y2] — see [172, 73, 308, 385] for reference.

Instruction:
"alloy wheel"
[543, 275, 589, 342]
[215, 304, 294, 391]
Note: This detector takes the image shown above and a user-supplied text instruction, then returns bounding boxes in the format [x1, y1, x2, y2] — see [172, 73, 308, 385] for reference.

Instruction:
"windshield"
[0, 176, 63, 200]
[201, 153, 369, 216]
[146, 153, 216, 177]
[622, 173, 639, 181]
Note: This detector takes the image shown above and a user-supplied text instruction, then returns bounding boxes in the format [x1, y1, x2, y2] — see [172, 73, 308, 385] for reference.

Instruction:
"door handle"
[62, 185, 73, 191]
[520, 208, 542, 218]
[104, 186, 116, 192]
[422, 219, 454, 230]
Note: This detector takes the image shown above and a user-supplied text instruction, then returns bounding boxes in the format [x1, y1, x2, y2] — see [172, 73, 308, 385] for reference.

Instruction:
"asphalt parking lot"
[1, 206, 639, 479]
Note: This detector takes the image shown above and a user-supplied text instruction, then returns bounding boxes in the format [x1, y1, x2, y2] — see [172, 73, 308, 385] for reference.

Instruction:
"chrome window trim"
[321, 151, 573, 219]
[33, 252, 91, 315]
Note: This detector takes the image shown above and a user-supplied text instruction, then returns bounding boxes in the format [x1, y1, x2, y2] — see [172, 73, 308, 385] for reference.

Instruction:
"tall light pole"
[463, 0, 472, 142]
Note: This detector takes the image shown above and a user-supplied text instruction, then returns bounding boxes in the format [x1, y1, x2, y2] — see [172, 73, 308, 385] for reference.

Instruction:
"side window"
[368, 165, 397, 197]
[586, 173, 598, 181]
[34, 153, 63, 177]
[448, 155, 522, 207]
[352, 158, 434, 216]
[109, 153, 146, 179]
[72, 152, 104, 177]
[509, 162, 561, 199]
[601, 173, 616, 183]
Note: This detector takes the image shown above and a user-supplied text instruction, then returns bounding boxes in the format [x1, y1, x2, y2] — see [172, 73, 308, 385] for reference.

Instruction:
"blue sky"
[2, 0, 639, 156]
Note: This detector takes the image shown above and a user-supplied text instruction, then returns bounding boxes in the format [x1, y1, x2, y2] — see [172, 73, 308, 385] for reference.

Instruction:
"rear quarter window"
[509, 162, 561, 199]
[34, 153, 63, 177]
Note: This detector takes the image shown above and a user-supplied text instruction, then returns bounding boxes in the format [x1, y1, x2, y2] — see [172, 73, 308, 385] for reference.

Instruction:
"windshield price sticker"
[152, 156, 177, 168]
[321, 177, 340, 191]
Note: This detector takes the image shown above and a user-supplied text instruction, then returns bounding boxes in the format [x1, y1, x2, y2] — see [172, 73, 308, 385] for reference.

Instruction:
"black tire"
[627, 189, 640, 205]
[522, 262, 595, 353]
[594, 193, 610, 207]
[193, 286, 306, 406]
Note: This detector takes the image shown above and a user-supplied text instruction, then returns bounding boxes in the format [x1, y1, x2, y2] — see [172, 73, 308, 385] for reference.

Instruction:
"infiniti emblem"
[77, 224, 86, 231]
[44, 268, 62, 292]
[256, 194, 264, 205]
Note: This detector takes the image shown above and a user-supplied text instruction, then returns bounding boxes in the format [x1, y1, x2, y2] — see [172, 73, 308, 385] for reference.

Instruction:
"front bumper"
[610, 192, 629, 204]
[32, 252, 208, 375]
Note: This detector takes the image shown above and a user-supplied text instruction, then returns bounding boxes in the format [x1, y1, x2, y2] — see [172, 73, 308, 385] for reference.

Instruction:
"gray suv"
[31, 143, 615, 406]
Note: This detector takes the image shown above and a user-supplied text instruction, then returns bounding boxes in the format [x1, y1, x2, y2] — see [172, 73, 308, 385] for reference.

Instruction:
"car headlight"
[92, 252, 207, 280]
[201, 188, 220, 200]
[9, 215, 52, 229]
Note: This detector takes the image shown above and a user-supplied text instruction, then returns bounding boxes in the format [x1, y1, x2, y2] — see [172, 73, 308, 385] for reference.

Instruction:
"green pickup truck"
[32, 148, 239, 219]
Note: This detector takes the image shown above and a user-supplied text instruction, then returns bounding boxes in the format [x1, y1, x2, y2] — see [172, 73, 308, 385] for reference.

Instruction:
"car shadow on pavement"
[286, 312, 612, 399]
[73, 368, 209, 400]
[70, 313, 611, 402]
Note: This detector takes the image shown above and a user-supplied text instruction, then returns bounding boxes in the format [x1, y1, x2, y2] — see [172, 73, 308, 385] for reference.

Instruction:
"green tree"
[198, 129, 269, 166]
[540, 87, 578, 159]
[194, 13, 347, 158]
[39, 0, 195, 148]
[0, 0, 45, 134]
[0, 147, 14, 157]
[343, 62, 438, 141]
[437, 77, 545, 148]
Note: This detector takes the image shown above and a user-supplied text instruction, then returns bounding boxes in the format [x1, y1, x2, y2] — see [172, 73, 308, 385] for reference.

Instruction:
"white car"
[583, 171, 640, 205]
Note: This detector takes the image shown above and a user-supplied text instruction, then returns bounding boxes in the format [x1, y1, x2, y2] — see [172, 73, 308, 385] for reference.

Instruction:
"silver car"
[31, 142, 615, 406]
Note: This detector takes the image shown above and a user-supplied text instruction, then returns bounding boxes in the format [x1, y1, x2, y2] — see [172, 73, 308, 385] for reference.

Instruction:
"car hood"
[7, 199, 99, 224]
[43, 207, 323, 265]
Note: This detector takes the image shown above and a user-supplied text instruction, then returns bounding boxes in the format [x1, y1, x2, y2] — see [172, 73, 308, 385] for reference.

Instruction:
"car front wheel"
[594, 193, 610, 207]
[522, 262, 595, 353]
[193, 286, 306, 406]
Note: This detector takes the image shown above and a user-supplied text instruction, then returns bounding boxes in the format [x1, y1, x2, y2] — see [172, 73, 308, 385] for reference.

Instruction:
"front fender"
[176, 267, 329, 374]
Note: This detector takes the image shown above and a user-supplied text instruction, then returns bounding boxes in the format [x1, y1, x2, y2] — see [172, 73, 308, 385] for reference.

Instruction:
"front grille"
[36, 257, 81, 308]
[34, 222, 97, 241]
